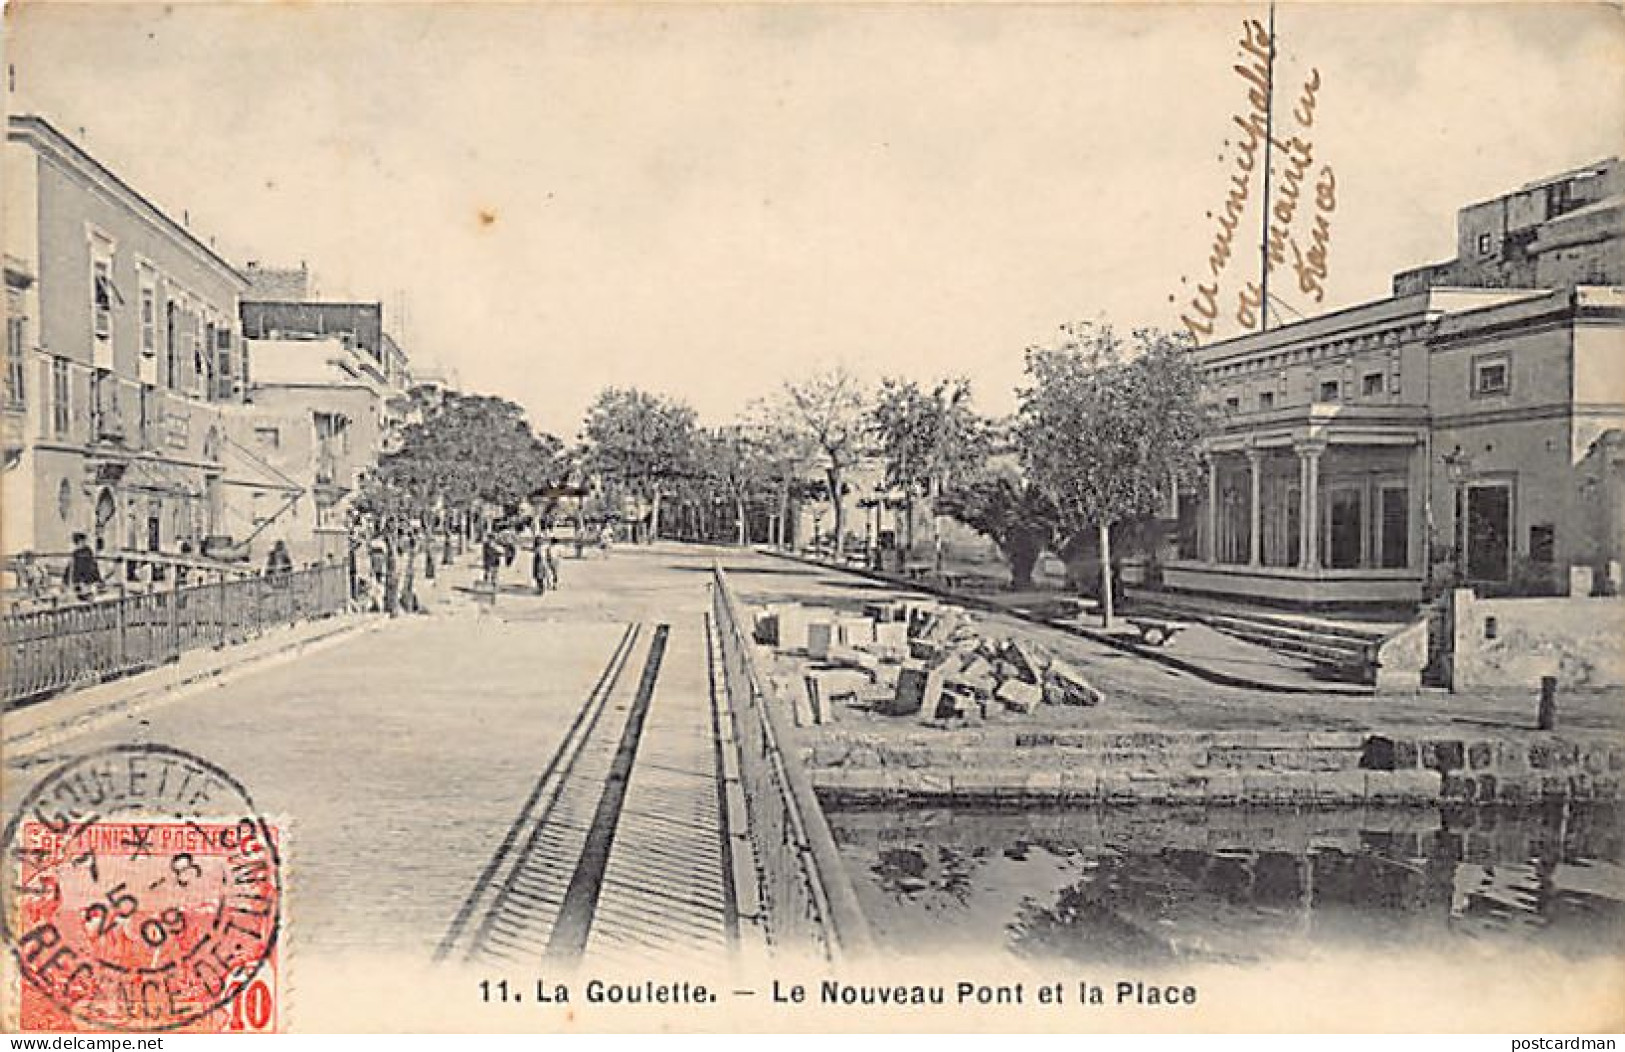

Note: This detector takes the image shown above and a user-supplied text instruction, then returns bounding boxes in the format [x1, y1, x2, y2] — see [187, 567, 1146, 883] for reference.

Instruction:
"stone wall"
[801, 726, 1624, 806]
[1450, 589, 1625, 688]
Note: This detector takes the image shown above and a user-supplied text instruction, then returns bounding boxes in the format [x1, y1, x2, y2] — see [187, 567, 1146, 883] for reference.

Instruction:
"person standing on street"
[545, 533, 561, 591]
[64, 532, 102, 599]
[481, 532, 504, 589]
[539, 536, 559, 591]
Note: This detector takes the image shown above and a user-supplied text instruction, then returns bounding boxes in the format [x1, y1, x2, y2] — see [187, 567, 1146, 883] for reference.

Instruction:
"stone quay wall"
[802, 728, 1625, 807]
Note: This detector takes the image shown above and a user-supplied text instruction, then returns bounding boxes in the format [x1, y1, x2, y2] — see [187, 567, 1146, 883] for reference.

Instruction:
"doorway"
[1466, 482, 1512, 582]
[1325, 485, 1363, 569]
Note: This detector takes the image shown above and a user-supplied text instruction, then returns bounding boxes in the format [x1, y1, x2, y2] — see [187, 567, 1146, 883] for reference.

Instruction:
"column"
[1298, 442, 1322, 570]
[1407, 439, 1428, 572]
[1246, 449, 1264, 567]
[1205, 455, 1220, 564]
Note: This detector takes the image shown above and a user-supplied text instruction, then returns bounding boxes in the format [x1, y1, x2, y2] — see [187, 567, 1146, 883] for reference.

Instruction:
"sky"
[7, 3, 1622, 439]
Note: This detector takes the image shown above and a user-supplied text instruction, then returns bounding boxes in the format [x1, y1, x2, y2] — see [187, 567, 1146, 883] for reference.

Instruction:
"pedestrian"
[539, 536, 559, 591]
[64, 532, 103, 599]
[265, 540, 294, 585]
[481, 532, 504, 589]
[545, 533, 561, 591]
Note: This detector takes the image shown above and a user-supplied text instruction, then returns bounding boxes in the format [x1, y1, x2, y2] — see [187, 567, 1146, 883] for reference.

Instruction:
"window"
[1362, 372, 1385, 397]
[4, 310, 24, 408]
[92, 259, 114, 339]
[1258, 391, 1275, 411]
[1529, 524, 1555, 564]
[139, 283, 156, 356]
[254, 426, 281, 450]
[1473, 355, 1510, 396]
[1317, 379, 1341, 402]
[51, 358, 71, 437]
[165, 301, 181, 391]
[214, 327, 234, 401]
[1224, 395, 1240, 412]
[1477, 232, 1494, 255]
[57, 478, 73, 522]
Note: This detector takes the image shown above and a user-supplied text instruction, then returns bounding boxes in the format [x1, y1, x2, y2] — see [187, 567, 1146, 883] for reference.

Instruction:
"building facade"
[1161, 160, 1625, 610]
[1393, 158, 1622, 295]
[233, 300, 411, 565]
[2, 115, 262, 570]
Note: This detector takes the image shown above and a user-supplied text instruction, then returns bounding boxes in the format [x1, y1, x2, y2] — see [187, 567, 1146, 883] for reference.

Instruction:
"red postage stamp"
[4, 746, 283, 1033]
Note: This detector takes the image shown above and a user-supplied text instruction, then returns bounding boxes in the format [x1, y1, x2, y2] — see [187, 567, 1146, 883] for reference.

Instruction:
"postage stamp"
[3, 745, 283, 1033]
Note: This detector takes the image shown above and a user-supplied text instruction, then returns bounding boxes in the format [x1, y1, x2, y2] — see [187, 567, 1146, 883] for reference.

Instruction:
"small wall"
[1451, 589, 1625, 689]
[1162, 562, 1424, 605]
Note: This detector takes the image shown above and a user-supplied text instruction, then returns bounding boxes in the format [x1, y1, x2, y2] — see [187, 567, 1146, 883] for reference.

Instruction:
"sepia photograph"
[1, 0, 1623, 1035]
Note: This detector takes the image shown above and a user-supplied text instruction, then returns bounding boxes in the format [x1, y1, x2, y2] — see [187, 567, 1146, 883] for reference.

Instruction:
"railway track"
[436, 616, 732, 968]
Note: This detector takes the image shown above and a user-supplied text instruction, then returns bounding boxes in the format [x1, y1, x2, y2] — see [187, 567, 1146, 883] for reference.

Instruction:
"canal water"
[826, 804, 1625, 963]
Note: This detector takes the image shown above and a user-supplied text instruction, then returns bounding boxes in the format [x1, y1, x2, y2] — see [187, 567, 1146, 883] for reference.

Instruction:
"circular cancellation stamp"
[2, 744, 283, 1033]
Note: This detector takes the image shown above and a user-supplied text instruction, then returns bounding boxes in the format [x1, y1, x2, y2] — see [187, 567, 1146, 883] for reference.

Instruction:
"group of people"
[479, 522, 614, 595]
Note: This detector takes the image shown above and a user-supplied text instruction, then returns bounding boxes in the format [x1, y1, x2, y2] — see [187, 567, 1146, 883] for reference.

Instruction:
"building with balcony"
[1, 114, 275, 570]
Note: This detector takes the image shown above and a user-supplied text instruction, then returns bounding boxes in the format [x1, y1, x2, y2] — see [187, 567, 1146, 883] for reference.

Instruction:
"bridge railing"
[2, 563, 350, 709]
[710, 564, 872, 963]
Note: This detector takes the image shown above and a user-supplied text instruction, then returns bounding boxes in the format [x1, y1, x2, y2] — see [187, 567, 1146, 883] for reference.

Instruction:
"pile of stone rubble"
[752, 598, 1104, 725]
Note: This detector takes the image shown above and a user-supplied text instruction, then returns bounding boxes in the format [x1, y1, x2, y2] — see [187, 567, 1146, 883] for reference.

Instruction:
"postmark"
[2, 745, 282, 1033]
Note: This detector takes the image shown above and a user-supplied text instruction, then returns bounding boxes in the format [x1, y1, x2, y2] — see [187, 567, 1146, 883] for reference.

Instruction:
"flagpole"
[1258, 0, 1277, 333]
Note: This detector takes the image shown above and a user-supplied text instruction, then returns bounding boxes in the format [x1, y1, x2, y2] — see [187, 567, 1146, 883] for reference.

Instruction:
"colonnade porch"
[1163, 435, 1428, 606]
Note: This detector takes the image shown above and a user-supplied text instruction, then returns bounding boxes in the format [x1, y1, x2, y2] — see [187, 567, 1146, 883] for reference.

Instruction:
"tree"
[1016, 322, 1211, 626]
[358, 390, 563, 538]
[869, 376, 989, 565]
[777, 367, 870, 558]
[696, 428, 780, 546]
[936, 467, 1061, 590]
[581, 387, 698, 543]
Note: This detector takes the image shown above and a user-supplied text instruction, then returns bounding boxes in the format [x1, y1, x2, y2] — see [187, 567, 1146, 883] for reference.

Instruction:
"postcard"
[2, 0, 1623, 1034]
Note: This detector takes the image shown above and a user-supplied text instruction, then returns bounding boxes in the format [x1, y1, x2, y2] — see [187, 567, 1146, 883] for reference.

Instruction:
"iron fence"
[710, 564, 872, 962]
[2, 564, 350, 709]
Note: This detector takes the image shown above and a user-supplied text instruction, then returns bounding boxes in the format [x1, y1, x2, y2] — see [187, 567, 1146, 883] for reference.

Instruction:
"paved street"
[3, 544, 735, 993]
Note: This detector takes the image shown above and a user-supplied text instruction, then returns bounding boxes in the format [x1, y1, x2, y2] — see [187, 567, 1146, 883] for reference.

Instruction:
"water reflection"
[827, 805, 1625, 963]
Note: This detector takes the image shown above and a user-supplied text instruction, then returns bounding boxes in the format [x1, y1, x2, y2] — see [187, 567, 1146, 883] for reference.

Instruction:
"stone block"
[1007, 640, 1050, 682]
[838, 616, 877, 647]
[827, 643, 880, 673]
[1423, 740, 1466, 773]
[1364, 770, 1439, 803]
[887, 663, 940, 717]
[1203, 772, 1244, 803]
[1314, 771, 1368, 802]
[873, 621, 910, 655]
[1060, 768, 1101, 800]
[1045, 659, 1105, 706]
[1440, 773, 1475, 801]
[996, 679, 1043, 713]
[1099, 772, 1136, 802]
[1026, 770, 1064, 797]
[776, 605, 811, 651]
[807, 620, 837, 660]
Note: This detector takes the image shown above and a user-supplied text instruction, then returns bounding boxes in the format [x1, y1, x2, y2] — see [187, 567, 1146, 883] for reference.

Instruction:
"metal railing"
[710, 564, 872, 962]
[2, 563, 350, 708]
